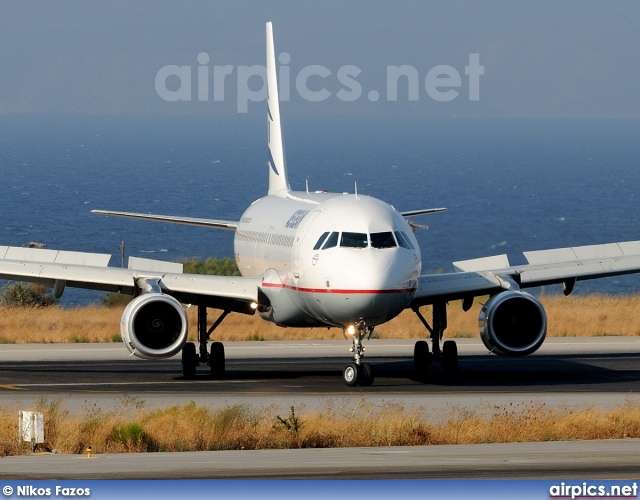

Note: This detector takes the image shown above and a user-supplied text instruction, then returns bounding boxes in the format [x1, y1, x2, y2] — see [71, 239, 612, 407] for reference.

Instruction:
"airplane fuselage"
[235, 191, 422, 329]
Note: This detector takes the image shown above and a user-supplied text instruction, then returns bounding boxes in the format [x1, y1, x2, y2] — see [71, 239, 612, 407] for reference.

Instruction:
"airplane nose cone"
[303, 247, 419, 326]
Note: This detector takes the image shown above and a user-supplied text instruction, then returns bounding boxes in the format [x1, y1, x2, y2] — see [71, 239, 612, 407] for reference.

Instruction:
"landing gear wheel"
[413, 340, 431, 381]
[343, 362, 360, 387]
[359, 362, 375, 386]
[182, 342, 197, 379]
[442, 340, 458, 382]
[209, 342, 225, 379]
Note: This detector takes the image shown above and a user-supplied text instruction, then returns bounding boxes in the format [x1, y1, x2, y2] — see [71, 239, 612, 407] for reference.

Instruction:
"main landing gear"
[181, 304, 228, 379]
[412, 302, 459, 383]
[342, 323, 375, 387]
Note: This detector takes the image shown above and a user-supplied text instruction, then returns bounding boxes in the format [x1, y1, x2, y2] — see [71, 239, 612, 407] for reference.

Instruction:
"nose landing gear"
[342, 324, 375, 386]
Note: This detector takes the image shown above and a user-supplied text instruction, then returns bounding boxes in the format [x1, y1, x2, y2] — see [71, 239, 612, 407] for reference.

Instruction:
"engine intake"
[121, 293, 188, 359]
[479, 290, 546, 356]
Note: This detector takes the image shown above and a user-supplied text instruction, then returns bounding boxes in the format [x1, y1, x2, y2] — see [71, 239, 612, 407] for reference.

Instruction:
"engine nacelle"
[120, 293, 188, 359]
[479, 290, 547, 356]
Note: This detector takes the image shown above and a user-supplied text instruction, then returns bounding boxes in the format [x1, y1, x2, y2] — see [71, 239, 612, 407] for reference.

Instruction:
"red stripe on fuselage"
[261, 283, 416, 294]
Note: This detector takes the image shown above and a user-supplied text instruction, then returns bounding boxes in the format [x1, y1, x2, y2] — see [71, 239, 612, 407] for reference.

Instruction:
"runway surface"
[1, 337, 640, 478]
[1, 338, 640, 410]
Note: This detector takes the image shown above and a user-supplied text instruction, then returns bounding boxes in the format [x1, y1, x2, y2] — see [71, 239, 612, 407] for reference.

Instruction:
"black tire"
[181, 342, 197, 379]
[359, 362, 375, 386]
[413, 340, 431, 381]
[343, 362, 360, 387]
[209, 341, 225, 379]
[442, 340, 459, 382]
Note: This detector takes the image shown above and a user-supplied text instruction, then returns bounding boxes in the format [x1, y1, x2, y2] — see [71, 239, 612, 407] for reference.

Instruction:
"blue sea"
[2, 114, 640, 305]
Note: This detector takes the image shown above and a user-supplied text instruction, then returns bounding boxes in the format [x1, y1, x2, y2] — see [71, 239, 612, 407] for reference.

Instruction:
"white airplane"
[3, 23, 640, 386]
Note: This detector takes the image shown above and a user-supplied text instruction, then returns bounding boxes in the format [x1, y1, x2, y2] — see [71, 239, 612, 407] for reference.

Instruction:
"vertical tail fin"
[266, 22, 290, 196]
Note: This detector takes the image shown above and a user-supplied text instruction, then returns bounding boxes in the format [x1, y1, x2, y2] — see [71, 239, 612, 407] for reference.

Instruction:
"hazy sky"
[1, 0, 639, 117]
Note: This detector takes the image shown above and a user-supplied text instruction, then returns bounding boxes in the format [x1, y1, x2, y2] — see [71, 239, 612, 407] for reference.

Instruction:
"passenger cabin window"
[340, 232, 368, 248]
[322, 232, 339, 249]
[313, 232, 330, 250]
[395, 231, 415, 250]
[371, 232, 397, 249]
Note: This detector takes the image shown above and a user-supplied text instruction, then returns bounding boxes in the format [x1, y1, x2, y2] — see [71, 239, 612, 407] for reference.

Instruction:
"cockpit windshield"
[395, 231, 415, 250]
[370, 232, 396, 249]
[340, 232, 368, 248]
[313, 230, 412, 250]
[313, 232, 330, 250]
[322, 232, 339, 249]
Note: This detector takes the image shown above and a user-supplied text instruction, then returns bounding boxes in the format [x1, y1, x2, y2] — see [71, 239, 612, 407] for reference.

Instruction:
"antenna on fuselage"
[306, 179, 309, 194]
[354, 182, 358, 199]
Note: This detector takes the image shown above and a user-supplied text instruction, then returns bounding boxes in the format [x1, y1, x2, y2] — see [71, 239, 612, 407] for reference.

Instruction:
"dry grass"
[378, 294, 640, 339]
[0, 306, 124, 344]
[0, 294, 639, 344]
[2, 398, 640, 456]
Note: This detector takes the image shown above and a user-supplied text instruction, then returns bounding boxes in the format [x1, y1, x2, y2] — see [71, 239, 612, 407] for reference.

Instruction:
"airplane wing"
[91, 210, 239, 230]
[401, 208, 447, 217]
[410, 239, 640, 307]
[0, 246, 259, 312]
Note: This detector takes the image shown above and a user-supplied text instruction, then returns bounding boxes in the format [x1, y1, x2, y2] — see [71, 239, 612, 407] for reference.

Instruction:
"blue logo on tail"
[268, 150, 279, 176]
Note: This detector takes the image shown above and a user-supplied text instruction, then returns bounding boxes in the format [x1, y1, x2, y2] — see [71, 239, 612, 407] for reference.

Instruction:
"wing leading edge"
[0, 245, 259, 312]
[91, 210, 239, 230]
[411, 239, 640, 308]
[401, 208, 447, 217]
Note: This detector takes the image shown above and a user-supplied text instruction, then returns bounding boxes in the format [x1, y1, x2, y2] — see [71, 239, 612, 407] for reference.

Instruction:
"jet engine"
[120, 293, 188, 359]
[479, 290, 546, 356]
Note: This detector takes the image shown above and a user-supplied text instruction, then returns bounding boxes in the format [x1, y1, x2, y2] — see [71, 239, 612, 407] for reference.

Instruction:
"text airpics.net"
[549, 482, 638, 499]
[155, 52, 484, 112]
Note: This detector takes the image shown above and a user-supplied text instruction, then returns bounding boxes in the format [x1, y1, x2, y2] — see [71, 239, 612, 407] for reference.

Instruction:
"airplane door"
[293, 210, 321, 282]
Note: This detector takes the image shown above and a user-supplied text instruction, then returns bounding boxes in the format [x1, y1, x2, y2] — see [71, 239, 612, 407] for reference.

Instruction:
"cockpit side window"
[322, 231, 339, 249]
[371, 232, 397, 249]
[340, 232, 368, 248]
[395, 231, 415, 250]
[313, 232, 330, 250]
